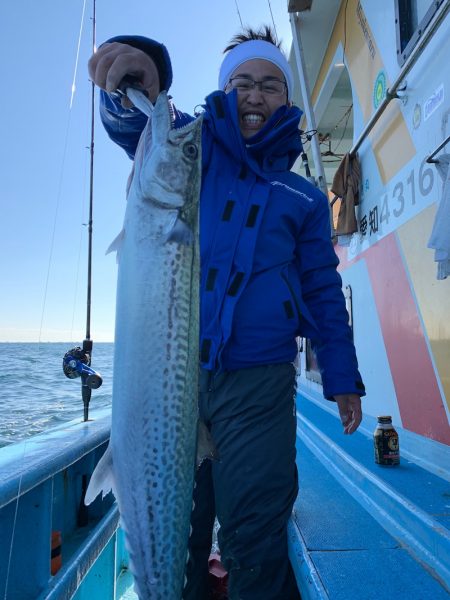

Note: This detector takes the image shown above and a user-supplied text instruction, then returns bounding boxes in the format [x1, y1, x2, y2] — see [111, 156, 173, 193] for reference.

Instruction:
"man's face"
[225, 59, 288, 139]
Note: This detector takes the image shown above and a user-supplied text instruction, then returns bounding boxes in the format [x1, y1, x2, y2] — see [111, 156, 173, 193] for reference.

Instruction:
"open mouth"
[242, 113, 265, 127]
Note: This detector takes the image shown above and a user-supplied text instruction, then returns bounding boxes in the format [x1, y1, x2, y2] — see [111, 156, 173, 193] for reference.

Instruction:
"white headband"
[218, 40, 293, 101]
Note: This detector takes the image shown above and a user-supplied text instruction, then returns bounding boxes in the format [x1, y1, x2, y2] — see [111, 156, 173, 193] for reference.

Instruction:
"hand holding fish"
[88, 42, 160, 107]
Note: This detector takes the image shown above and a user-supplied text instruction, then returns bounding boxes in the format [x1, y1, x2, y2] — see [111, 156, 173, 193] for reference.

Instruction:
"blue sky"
[0, 1, 293, 342]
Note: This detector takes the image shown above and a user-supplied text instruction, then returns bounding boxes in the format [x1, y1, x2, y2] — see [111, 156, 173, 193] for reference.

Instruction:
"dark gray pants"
[183, 364, 300, 600]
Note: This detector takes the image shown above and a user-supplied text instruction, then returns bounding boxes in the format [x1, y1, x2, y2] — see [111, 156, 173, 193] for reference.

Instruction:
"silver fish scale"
[109, 93, 203, 599]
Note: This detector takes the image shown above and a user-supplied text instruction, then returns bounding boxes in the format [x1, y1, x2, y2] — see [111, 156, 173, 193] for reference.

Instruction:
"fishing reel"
[63, 347, 103, 390]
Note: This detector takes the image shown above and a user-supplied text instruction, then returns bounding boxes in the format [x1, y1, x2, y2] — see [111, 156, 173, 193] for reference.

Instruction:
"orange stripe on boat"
[364, 233, 450, 443]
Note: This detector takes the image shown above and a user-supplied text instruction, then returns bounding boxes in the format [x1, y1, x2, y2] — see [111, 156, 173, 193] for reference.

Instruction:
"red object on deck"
[51, 530, 62, 575]
[209, 552, 228, 600]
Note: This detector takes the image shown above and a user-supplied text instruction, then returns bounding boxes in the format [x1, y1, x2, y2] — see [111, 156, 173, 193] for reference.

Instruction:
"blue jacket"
[99, 37, 365, 399]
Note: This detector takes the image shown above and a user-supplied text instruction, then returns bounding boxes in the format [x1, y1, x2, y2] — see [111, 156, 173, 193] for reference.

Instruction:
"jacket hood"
[202, 90, 304, 176]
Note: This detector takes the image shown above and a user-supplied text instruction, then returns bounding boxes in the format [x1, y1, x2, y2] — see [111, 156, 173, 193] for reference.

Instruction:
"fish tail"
[85, 444, 115, 505]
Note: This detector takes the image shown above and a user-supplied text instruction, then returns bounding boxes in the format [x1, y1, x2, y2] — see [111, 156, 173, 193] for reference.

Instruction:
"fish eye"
[183, 142, 198, 160]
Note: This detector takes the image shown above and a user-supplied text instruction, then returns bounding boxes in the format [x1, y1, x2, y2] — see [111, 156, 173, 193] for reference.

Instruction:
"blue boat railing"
[0, 409, 129, 600]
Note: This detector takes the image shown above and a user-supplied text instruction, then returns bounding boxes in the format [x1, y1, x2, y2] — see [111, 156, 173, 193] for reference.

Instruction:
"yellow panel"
[397, 205, 450, 409]
[311, 0, 383, 120]
[370, 102, 416, 183]
[310, 0, 416, 184]
[344, 0, 384, 121]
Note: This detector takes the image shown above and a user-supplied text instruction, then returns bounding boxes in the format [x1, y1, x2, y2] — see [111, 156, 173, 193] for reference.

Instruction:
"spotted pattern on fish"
[86, 92, 203, 599]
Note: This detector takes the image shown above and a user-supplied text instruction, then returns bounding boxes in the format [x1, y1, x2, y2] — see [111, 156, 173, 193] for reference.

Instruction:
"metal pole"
[85, 0, 96, 343]
[426, 133, 450, 163]
[289, 12, 328, 198]
[82, 0, 97, 421]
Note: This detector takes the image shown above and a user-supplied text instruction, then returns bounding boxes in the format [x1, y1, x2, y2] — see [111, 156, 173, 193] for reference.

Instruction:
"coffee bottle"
[374, 416, 400, 466]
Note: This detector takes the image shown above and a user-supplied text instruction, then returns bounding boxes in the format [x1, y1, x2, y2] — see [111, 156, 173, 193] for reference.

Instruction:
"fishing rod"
[63, 0, 102, 422]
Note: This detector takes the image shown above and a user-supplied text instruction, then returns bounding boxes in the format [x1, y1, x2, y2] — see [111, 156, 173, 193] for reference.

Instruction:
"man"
[89, 26, 365, 600]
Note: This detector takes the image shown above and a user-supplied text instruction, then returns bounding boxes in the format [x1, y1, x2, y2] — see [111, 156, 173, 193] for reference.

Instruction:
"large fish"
[85, 91, 204, 599]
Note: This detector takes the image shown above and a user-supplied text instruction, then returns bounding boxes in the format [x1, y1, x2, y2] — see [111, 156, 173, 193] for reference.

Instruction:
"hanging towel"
[427, 153, 450, 280]
[330, 153, 361, 240]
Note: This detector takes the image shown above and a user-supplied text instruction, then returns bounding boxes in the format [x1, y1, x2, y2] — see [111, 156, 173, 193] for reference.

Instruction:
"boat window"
[315, 67, 353, 205]
[395, 0, 442, 65]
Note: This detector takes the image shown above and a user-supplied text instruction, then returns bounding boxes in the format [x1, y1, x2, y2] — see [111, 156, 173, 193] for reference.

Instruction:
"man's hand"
[88, 42, 161, 107]
[334, 394, 362, 434]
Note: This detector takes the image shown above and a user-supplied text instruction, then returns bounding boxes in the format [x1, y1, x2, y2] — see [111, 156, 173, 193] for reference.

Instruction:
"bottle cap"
[377, 415, 392, 423]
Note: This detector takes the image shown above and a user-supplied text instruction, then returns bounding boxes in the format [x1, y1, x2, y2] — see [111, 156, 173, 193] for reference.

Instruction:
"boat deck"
[1, 395, 449, 599]
[113, 391, 450, 600]
[289, 392, 450, 599]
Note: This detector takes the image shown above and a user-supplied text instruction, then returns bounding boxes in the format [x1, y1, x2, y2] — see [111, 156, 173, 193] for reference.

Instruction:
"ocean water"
[0, 342, 114, 447]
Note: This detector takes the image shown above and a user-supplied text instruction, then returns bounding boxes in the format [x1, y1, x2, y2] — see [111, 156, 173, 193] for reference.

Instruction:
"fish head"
[139, 92, 203, 211]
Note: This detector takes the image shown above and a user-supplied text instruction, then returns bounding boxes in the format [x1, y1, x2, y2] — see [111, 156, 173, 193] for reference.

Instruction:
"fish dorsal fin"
[106, 229, 125, 263]
[152, 91, 172, 145]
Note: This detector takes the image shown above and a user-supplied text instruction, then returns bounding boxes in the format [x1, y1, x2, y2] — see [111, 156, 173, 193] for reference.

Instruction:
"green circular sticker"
[373, 71, 386, 109]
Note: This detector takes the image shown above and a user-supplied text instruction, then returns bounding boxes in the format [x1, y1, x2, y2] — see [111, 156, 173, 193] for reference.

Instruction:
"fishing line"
[37, 117, 72, 345]
[70, 0, 88, 109]
[3, 436, 31, 600]
[70, 135, 90, 343]
[267, 0, 279, 44]
[38, 0, 89, 344]
[70, 91, 92, 343]
[234, 0, 244, 28]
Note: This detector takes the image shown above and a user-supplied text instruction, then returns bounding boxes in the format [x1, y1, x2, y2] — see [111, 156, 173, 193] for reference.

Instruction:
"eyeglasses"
[227, 76, 287, 96]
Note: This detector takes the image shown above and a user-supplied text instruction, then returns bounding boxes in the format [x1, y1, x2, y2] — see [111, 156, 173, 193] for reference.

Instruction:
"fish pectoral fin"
[196, 419, 219, 467]
[106, 229, 125, 260]
[166, 217, 194, 246]
[85, 444, 116, 505]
